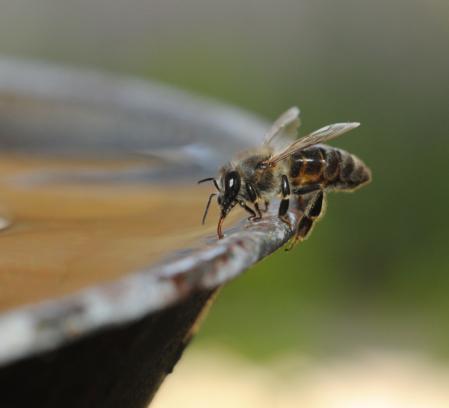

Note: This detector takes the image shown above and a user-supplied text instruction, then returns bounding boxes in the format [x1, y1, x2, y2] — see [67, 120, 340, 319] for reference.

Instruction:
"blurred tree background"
[1, 0, 448, 361]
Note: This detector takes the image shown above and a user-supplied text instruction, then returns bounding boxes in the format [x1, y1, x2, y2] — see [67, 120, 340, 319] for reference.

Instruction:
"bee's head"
[217, 170, 241, 216]
[198, 169, 241, 239]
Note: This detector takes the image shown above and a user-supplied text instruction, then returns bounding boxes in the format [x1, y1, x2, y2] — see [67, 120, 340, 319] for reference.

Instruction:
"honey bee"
[199, 107, 371, 248]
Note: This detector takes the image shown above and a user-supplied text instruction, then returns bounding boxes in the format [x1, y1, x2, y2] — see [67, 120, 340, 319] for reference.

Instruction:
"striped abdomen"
[288, 145, 371, 191]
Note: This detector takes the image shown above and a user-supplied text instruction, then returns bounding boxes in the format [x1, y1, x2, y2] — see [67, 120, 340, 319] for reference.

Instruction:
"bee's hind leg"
[286, 190, 326, 251]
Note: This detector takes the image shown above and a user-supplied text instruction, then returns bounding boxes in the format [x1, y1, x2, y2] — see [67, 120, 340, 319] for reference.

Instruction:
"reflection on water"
[153, 348, 449, 408]
[0, 154, 235, 312]
[0, 216, 11, 232]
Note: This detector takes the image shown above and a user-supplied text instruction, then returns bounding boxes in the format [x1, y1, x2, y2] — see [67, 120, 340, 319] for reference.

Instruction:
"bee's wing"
[267, 122, 360, 164]
[263, 106, 301, 146]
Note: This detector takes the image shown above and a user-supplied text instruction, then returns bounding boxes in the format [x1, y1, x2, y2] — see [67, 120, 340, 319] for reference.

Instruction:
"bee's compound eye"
[225, 171, 241, 196]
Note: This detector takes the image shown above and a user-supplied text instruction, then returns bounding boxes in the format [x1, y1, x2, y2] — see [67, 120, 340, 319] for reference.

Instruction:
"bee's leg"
[245, 183, 263, 221]
[262, 200, 270, 212]
[278, 175, 291, 227]
[253, 202, 263, 220]
[286, 190, 326, 251]
[239, 201, 257, 220]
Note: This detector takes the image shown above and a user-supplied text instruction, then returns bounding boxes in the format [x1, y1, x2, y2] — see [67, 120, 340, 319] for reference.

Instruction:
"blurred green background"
[1, 0, 448, 361]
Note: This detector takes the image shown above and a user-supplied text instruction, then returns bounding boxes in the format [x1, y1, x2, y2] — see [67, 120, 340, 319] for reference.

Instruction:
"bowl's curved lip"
[0, 57, 297, 366]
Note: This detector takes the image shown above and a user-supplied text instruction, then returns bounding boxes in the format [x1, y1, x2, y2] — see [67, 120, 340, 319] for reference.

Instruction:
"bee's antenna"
[198, 177, 220, 191]
[201, 193, 216, 225]
[198, 177, 214, 183]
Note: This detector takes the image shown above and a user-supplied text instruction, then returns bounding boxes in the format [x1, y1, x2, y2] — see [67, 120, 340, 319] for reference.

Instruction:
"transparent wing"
[268, 122, 360, 164]
[263, 106, 301, 146]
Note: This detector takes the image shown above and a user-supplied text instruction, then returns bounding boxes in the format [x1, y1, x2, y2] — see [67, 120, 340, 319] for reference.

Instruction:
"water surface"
[0, 154, 237, 312]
